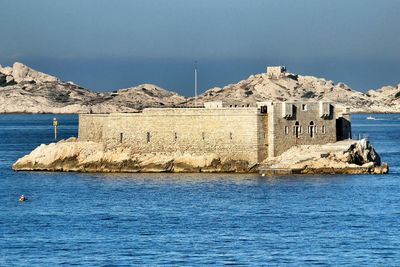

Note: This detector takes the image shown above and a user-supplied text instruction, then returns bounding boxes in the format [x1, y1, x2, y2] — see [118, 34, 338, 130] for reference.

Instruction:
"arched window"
[308, 121, 315, 138]
[293, 121, 300, 138]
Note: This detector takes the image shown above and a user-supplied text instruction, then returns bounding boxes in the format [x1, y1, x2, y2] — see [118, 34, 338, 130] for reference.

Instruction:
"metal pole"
[53, 117, 58, 140]
[194, 62, 198, 107]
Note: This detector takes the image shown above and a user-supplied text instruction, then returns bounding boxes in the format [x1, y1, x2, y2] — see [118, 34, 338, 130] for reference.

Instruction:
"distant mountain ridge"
[0, 63, 185, 113]
[0, 62, 399, 113]
[184, 69, 400, 113]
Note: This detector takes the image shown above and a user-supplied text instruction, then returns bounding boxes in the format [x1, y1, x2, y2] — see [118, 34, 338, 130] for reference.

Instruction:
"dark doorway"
[309, 121, 315, 138]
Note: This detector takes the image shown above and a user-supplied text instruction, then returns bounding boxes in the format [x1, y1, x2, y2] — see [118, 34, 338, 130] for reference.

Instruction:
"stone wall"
[268, 102, 338, 157]
[258, 114, 269, 162]
[80, 108, 267, 164]
[78, 114, 106, 142]
[78, 101, 351, 163]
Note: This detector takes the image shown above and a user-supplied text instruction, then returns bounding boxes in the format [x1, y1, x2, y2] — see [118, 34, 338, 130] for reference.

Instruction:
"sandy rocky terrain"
[1, 62, 399, 113]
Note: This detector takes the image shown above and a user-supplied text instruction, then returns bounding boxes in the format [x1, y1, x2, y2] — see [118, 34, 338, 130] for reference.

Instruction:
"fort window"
[147, 132, 151, 143]
[174, 132, 178, 141]
[234, 104, 237, 107]
[202, 132, 205, 141]
[302, 104, 307, 111]
[308, 121, 315, 138]
[260, 106, 268, 114]
[322, 125, 326, 134]
[293, 121, 300, 138]
[230, 132, 233, 140]
[284, 126, 289, 135]
[247, 104, 250, 107]
[119, 133, 123, 143]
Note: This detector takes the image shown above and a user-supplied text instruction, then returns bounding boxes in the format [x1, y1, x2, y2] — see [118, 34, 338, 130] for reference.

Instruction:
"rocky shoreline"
[12, 138, 388, 175]
[12, 138, 257, 173]
[260, 139, 388, 175]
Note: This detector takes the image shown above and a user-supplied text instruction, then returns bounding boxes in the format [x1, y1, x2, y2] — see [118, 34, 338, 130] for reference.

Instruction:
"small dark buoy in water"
[19, 195, 27, 202]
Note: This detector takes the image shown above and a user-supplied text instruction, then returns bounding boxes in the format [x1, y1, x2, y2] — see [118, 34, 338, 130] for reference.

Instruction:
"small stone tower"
[266, 66, 286, 78]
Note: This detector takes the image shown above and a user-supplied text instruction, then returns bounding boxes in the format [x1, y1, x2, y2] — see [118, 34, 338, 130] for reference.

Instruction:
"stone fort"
[78, 100, 351, 166]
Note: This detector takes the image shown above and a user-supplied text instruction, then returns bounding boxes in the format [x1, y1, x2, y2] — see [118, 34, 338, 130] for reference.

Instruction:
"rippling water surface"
[0, 114, 399, 266]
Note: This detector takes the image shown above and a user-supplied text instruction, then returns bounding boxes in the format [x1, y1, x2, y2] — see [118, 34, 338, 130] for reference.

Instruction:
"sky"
[0, 0, 399, 95]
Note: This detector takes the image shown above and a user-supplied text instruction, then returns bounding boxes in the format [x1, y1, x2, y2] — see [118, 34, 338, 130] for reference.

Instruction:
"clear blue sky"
[0, 0, 399, 95]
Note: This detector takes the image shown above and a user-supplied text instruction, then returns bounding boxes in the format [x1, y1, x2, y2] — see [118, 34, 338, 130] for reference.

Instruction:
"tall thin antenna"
[194, 61, 198, 107]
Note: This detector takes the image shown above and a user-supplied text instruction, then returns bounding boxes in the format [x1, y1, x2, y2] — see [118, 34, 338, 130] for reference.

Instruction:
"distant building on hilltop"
[266, 66, 287, 79]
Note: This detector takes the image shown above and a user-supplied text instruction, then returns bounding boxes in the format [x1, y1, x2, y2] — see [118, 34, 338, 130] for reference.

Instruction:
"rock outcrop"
[12, 138, 255, 173]
[0, 80, 138, 114]
[260, 139, 388, 175]
[109, 84, 186, 110]
[0, 63, 186, 113]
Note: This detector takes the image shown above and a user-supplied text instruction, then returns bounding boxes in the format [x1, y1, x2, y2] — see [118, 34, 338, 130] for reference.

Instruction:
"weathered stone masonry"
[79, 108, 267, 164]
[78, 101, 351, 164]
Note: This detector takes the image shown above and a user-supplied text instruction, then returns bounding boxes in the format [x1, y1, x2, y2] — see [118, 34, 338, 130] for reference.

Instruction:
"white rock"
[1, 66, 13, 76]
[12, 62, 59, 83]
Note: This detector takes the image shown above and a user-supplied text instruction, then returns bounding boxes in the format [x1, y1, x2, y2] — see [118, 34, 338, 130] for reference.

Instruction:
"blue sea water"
[0, 114, 399, 266]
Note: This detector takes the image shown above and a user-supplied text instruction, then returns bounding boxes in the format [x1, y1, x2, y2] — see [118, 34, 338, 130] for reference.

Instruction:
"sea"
[0, 114, 399, 266]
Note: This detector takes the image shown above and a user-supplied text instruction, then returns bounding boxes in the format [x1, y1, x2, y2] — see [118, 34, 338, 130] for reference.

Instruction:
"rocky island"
[1, 63, 399, 113]
[13, 94, 389, 175]
[13, 138, 388, 175]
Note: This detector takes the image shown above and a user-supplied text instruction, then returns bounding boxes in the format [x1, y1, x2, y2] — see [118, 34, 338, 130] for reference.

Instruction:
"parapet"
[204, 101, 223, 108]
[204, 101, 254, 108]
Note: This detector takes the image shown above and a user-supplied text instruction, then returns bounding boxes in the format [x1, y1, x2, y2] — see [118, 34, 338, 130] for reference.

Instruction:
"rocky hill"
[187, 70, 400, 113]
[109, 84, 186, 110]
[1, 62, 399, 113]
[0, 63, 185, 113]
[185, 70, 400, 113]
